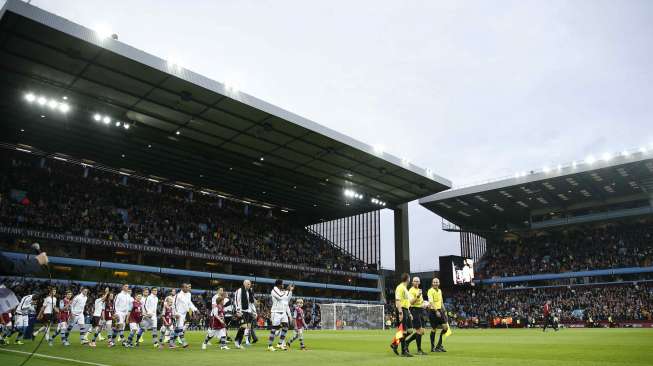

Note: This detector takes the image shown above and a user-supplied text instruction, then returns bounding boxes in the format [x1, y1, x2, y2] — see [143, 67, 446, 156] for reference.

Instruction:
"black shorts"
[92, 316, 102, 327]
[410, 308, 425, 329]
[428, 309, 447, 327]
[42, 313, 54, 323]
[398, 308, 412, 330]
[239, 312, 253, 326]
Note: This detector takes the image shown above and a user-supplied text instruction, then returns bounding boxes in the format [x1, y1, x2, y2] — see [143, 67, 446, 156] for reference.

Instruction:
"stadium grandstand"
[419, 150, 653, 328]
[0, 0, 451, 320]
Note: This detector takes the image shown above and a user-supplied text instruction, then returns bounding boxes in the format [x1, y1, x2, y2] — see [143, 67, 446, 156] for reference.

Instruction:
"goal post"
[320, 303, 385, 330]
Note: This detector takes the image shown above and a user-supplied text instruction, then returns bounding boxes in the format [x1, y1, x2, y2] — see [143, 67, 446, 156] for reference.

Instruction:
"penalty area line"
[0, 348, 111, 366]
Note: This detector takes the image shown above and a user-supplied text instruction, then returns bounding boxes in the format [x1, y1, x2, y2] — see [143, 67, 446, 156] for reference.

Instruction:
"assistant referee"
[391, 273, 415, 357]
[427, 277, 449, 352]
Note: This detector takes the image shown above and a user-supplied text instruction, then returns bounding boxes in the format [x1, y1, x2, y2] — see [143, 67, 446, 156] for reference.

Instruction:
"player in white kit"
[139, 287, 159, 347]
[168, 283, 197, 349]
[89, 287, 110, 347]
[63, 287, 89, 345]
[267, 279, 293, 352]
[12, 293, 38, 345]
[34, 287, 57, 341]
[110, 284, 132, 347]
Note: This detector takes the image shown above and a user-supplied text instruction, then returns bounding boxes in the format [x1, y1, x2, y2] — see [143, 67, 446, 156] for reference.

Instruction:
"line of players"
[0, 279, 308, 351]
[391, 273, 450, 357]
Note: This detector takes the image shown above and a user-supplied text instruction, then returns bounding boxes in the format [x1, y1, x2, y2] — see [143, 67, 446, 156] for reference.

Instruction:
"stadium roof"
[420, 151, 653, 232]
[0, 0, 450, 221]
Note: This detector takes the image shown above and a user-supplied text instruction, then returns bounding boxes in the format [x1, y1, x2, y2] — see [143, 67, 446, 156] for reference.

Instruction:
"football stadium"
[0, 1, 651, 365]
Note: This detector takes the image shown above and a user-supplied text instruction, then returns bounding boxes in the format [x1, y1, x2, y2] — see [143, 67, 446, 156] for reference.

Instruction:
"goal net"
[320, 303, 385, 330]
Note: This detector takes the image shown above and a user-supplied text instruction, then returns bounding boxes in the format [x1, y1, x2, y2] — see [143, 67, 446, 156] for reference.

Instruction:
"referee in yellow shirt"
[391, 273, 415, 357]
[427, 278, 449, 352]
[407, 277, 427, 355]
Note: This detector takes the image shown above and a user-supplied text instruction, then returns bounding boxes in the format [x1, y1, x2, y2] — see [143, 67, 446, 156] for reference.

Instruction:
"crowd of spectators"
[0, 278, 322, 330]
[447, 284, 652, 324]
[480, 224, 653, 278]
[0, 154, 372, 273]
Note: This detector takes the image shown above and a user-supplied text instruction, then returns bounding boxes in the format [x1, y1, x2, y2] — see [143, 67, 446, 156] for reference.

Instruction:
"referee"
[407, 277, 427, 355]
[391, 273, 415, 357]
[427, 278, 448, 352]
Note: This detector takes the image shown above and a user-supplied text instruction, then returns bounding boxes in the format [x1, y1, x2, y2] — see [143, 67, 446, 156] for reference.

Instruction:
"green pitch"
[0, 328, 651, 366]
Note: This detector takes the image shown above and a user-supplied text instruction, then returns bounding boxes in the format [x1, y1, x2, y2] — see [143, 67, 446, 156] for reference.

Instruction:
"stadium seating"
[0, 153, 374, 274]
[479, 222, 653, 278]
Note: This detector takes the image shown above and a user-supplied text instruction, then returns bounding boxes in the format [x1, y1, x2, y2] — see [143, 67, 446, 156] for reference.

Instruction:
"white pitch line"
[0, 348, 111, 366]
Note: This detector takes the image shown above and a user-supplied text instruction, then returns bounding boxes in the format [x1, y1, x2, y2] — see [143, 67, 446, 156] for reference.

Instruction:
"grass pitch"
[0, 328, 651, 366]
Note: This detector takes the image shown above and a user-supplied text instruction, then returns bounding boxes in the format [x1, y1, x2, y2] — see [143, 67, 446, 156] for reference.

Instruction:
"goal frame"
[319, 303, 385, 330]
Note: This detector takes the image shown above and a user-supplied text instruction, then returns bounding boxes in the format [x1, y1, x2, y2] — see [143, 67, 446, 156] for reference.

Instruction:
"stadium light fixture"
[123, 123, 130, 130]
[167, 55, 183, 70]
[370, 197, 386, 206]
[602, 152, 612, 162]
[344, 189, 364, 200]
[25, 92, 71, 114]
[115, 121, 121, 127]
[93, 113, 102, 122]
[542, 166, 551, 173]
[102, 116, 111, 124]
[585, 155, 596, 165]
[93, 24, 113, 40]
[175, 130, 181, 135]
[223, 79, 240, 94]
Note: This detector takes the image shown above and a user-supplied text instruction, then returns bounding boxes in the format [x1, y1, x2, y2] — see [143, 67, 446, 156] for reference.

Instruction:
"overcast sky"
[15, 0, 653, 271]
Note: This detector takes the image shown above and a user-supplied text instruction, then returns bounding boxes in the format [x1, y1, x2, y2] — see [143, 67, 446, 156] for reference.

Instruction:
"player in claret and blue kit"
[126, 293, 144, 347]
[287, 298, 307, 350]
